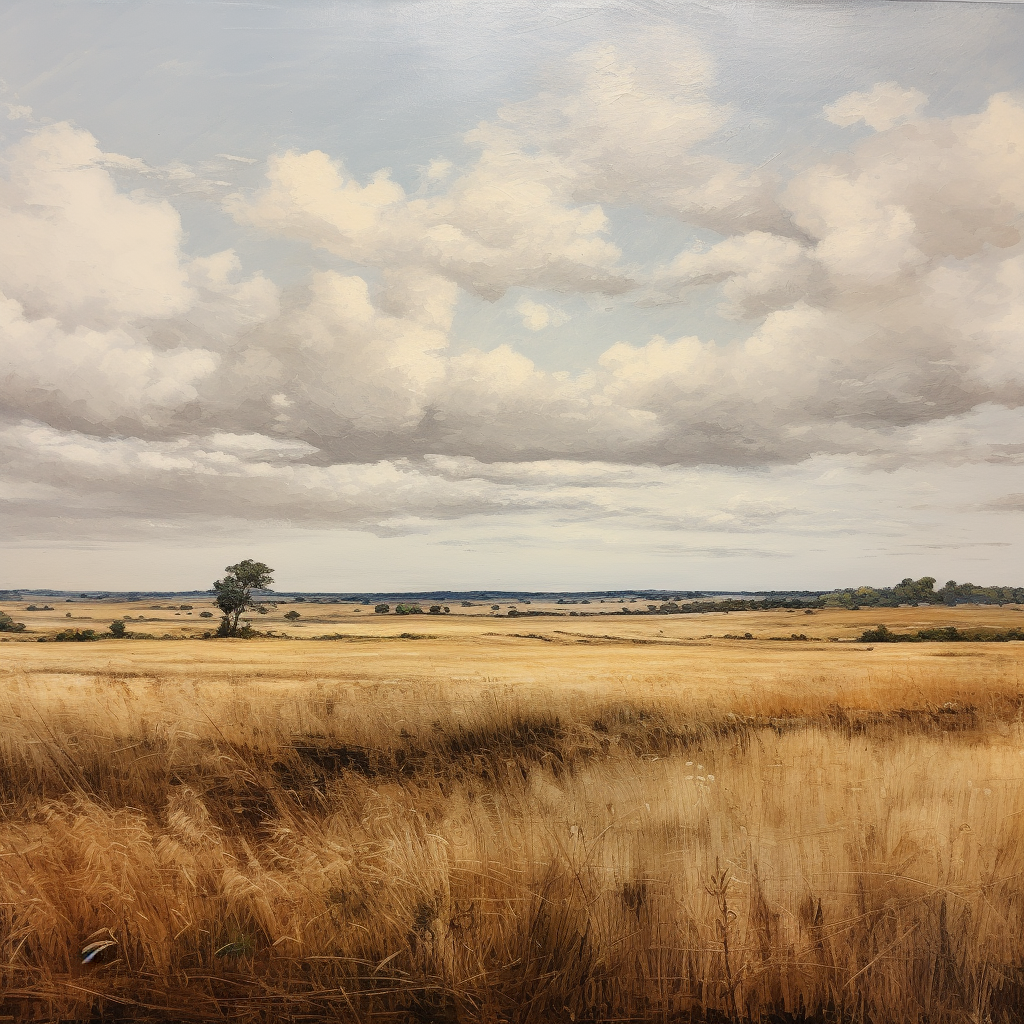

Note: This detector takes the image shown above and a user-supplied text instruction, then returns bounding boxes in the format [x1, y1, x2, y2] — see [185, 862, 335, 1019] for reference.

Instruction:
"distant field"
[1, 608, 1024, 1021]
[5, 594, 1024, 642]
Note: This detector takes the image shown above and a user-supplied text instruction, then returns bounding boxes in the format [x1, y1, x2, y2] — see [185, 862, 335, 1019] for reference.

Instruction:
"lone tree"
[213, 559, 274, 637]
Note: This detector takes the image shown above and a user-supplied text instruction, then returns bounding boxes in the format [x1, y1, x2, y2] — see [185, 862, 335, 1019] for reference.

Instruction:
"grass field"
[2, 601, 1024, 1022]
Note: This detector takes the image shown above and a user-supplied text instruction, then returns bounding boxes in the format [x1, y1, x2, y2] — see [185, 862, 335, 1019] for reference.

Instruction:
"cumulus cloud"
[2, 37, 1023, 550]
[516, 297, 570, 330]
[662, 232, 819, 318]
[227, 146, 628, 301]
[484, 36, 787, 235]
[0, 124, 192, 327]
[824, 82, 927, 131]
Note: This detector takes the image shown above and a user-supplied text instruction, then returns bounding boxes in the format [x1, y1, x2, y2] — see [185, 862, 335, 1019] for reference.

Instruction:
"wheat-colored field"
[2, 603, 1024, 1022]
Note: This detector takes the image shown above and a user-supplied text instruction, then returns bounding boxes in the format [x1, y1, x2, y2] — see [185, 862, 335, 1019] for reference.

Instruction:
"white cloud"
[824, 82, 927, 131]
[484, 36, 787, 235]
[0, 124, 192, 328]
[516, 297, 570, 331]
[227, 145, 627, 301]
[424, 158, 453, 181]
[2, 38, 1024, 561]
[663, 231, 818, 318]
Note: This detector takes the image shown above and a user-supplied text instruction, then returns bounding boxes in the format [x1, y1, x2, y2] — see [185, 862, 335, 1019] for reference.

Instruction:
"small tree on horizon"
[213, 560, 274, 637]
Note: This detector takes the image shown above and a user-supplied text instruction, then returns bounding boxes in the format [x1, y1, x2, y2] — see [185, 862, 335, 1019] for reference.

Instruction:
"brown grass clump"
[1, 632, 1024, 1022]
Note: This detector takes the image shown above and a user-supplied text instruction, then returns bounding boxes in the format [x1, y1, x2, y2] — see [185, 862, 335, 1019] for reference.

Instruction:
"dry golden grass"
[1, 609, 1024, 1022]
[5, 594, 1024, 642]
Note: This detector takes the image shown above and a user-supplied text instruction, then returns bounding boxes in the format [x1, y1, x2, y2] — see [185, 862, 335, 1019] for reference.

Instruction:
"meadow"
[2, 600, 1024, 1022]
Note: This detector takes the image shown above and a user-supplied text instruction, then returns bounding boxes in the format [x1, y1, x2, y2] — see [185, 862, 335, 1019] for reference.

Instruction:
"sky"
[1, 0, 1024, 593]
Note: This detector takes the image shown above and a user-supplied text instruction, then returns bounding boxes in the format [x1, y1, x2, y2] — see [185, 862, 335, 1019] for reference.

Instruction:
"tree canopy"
[213, 559, 274, 637]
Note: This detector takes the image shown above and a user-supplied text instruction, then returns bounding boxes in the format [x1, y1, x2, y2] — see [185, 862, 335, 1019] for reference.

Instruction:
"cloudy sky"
[2, 0, 1024, 592]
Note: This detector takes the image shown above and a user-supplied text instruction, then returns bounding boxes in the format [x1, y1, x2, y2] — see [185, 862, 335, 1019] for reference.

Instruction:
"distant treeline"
[820, 577, 1024, 608]
[599, 576, 1024, 617]
[619, 597, 816, 615]
[859, 624, 1024, 643]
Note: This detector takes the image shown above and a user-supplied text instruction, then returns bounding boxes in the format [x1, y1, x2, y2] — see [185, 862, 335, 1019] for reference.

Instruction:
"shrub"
[491, 604, 500, 611]
[395, 604, 423, 615]
[199, 611, 213, 618]
[42, 629, 99, 642]
[860, 623, 1024, 643]
[284, 610, 301, 621]
[375, 604, 390, 614]
[429, 605, 442, 614]
[0, 611, 26, 633]
[179, 605, 193, 610]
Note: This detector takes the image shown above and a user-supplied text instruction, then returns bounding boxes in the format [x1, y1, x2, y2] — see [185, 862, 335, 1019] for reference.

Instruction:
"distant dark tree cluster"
[0, 611, 26, 633]
[823, 577, 1024, 609]
[860, 624, 1024, 643]
[39, 629, 100, 642]
[616, 597, 813, 615]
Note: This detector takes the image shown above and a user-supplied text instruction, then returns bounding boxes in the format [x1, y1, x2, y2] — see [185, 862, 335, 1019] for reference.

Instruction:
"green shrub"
[41, 629, 99, 642]
[860, 624, 1024, 643]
